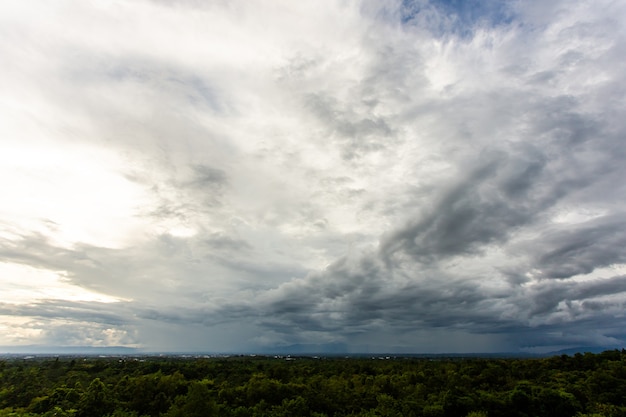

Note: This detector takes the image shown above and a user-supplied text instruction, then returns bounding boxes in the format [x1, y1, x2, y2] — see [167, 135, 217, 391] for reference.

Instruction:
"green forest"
[1, 350, 625, 417]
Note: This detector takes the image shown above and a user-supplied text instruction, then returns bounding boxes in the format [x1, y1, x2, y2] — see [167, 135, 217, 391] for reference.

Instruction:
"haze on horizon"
[1, 0, 626, 354]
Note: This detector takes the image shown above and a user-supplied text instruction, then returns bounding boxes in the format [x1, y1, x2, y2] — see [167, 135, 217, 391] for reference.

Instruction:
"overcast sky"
[1, 0, 626, 354]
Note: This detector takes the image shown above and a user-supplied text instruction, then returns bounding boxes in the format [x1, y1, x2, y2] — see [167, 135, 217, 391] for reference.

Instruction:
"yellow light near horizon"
[0, 143, 149, 250]
[0, 262, 123, 305]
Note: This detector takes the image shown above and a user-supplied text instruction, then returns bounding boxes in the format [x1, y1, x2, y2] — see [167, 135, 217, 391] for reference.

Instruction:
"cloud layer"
[1, 0, 626, 353]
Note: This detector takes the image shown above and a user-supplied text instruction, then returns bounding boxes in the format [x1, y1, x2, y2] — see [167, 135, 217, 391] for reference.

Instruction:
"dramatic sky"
[1, 0, 626, 354]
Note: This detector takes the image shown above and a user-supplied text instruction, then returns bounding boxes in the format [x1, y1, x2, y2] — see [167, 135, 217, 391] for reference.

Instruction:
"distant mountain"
[253, 345, 626, 358]
[3, 344, 621, 357]
[0, 345, 139, 355]
[255, 343, 349, 355]
[545, 346, 624, 356]
[252, 344, 537, 358]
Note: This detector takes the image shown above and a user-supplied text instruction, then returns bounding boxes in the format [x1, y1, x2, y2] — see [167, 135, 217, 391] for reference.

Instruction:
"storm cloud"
[1, 0, 625, 353]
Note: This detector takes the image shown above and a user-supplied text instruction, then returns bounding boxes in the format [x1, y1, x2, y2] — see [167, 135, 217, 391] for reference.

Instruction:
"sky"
[1, 0, 626, 354]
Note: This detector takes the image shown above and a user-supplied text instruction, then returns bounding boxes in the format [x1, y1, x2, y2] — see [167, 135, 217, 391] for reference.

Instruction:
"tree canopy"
[1, 350, 625, 417]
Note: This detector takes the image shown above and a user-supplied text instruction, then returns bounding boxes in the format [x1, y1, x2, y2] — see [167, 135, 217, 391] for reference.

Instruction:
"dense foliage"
[1, 350, 625, 417]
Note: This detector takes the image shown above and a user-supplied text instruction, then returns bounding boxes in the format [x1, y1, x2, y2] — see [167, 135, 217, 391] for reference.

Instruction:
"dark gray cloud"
[0, 300, 130, 326]
[203, 232, 251, 252]
[526, 275, 626, 317]
[380, 147, 547, 262]
[305, 93, 396, 161]
[526, 215, 626, 279]
[216, 99, 626, 347]
[188, 165, 228, 190]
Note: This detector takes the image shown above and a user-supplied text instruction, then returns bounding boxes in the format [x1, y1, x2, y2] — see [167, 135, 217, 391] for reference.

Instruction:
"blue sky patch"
[401, 0, 515, 37]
